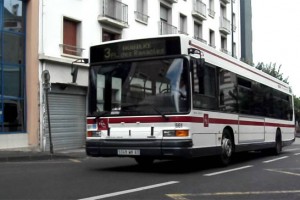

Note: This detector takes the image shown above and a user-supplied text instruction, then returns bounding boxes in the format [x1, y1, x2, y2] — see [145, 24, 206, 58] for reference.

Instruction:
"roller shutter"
[45, 85, 86, 151]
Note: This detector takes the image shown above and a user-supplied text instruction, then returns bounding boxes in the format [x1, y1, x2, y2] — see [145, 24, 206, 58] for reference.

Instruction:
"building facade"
[0, 0, 39, 150]
[1, 0, 252, 151]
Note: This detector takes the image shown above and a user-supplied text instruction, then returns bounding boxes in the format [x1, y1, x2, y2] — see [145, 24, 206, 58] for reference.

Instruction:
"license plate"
[117, 149, 140, 156]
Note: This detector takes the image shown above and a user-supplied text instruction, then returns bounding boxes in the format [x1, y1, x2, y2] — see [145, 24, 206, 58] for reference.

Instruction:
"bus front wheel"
[220, 129, 234, 166]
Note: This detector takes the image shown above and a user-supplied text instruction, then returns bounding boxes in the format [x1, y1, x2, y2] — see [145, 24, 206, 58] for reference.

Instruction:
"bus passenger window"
[219, 70, 238, 112]
[192, 62, 218, 110]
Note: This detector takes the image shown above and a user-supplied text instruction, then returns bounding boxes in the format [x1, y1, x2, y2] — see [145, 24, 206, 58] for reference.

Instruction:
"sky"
[251, 0, 300, 97]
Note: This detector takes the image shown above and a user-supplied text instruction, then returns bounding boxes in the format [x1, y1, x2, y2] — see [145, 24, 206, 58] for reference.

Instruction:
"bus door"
[237, 77, 265, 143]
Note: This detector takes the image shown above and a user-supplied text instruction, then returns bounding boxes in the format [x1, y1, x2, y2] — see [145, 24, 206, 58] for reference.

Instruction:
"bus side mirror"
[71, 58, 89, 83]
[188, 48, 205, 77]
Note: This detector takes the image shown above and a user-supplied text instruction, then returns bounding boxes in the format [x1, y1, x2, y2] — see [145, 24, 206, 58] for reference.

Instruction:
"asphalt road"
[1, 138, 300, 200]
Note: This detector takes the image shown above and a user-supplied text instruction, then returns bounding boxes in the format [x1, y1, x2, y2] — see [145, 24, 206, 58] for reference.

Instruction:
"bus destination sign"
[90, 37, 181, 63]
[104, 40, 165, 60]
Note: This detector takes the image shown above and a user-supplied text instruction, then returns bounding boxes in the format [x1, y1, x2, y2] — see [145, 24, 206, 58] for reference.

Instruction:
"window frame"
[61, 16, 83, 58]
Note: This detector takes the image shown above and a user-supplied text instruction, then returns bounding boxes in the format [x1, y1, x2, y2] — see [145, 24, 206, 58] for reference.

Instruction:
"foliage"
[255, 62, 289, 84]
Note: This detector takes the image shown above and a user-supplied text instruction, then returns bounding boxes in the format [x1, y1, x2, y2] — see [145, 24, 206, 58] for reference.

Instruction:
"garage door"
[45, 85, 86, 151]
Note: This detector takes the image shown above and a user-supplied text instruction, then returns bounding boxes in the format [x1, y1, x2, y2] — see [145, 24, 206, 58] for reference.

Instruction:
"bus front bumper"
[85, 139, 196, 158]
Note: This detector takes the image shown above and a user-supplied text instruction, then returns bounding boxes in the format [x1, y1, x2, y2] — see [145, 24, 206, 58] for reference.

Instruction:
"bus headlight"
[163, 130, 189, 137]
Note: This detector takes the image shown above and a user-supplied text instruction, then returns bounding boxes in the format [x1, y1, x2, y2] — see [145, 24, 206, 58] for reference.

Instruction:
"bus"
[86, 35, 295, 166]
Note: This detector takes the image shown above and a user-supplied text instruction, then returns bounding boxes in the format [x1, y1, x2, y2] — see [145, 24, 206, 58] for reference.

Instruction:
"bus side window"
[192, 61, 218, 110]
[219, 70, 238, 113]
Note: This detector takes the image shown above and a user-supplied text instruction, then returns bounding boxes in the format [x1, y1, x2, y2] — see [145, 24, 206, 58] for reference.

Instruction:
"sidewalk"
[0, 148, 86, 162]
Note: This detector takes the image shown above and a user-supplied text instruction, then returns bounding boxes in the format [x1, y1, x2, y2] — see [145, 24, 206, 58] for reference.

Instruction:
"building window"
[208, 0, 215, 18]
[194, 21, 206, 44]
[160, 5, 169, 23]
[179, 14, 187, 35]
[159, 4, 177, 34]
[135, 0, 148, 24]
[232, 13, 236, 32]
[1, 0, 26, 133]
[233, 42, 236, 58]
[61, 17, 83, 57]
[209, 29, 215, 48]
[220, 3, 227, 17]
[102, 30, 121, 42]
[221, 35, 228, 54]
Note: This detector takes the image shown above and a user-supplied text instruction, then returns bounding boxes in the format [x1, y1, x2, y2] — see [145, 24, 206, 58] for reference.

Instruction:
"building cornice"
[38, 54, 89, 68]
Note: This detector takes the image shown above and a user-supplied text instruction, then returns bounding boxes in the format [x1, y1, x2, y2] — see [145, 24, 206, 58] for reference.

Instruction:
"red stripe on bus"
[87, 116, 294, 128]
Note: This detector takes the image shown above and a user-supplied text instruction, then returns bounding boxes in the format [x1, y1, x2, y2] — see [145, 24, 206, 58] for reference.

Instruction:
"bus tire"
[135, 157, 154, 166]
[273, 129, 282, 155]
[220, 129, 234, 166]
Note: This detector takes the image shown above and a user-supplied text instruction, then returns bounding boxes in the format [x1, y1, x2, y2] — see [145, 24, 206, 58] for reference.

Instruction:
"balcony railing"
[221, 48, 231, 55]
[134, 11, 149, 24]
[219, 16, 231, 34]
[159, 21, 177, 35]
[99, 0, 128, 28]
[208, 8, 215, 18]
[192, 0, 207, 20]
[59, 44, 85, 57]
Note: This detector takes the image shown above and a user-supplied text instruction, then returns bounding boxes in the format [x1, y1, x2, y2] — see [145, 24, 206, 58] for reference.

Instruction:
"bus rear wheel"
[273, 130, 282, 155]
[220, 130, 234, 166]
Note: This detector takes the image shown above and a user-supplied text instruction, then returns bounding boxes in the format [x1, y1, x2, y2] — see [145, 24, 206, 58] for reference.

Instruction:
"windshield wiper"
[122, 103, 169, 120]
[88, 111, 110, 121]
[149, 104, 169, 121]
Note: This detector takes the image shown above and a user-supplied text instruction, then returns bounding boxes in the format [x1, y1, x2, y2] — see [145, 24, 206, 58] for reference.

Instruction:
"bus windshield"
[88, 58, 190, 117]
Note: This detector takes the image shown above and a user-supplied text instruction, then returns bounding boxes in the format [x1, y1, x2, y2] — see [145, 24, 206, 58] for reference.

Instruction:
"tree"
[255, 62, 289, 84]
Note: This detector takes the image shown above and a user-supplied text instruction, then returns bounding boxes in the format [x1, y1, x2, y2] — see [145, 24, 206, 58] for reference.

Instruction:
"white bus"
[86, 35, 295, 165]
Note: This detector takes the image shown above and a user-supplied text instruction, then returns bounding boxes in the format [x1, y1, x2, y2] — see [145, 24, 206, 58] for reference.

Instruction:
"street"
[0, 138, 300, 200]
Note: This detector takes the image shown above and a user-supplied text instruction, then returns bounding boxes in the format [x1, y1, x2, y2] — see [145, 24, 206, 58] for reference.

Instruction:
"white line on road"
[263, 156, 289, 163]
[78, 181, 179, 200]
[203, 165, 253, 176]
[284, 148, 300, 152]
[266, 169, 300, 177]
[294, 153, 300, 156]
[167, 190, 300, 199]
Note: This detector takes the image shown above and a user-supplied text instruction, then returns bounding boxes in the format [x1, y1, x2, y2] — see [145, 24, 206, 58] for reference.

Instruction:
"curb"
[0, 150, 86, 163]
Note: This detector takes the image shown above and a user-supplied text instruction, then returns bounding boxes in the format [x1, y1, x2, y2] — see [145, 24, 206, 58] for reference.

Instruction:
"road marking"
[263, 156, 288, 163]
[266, 169, 300, 177]
[78, 181, 179, 200]
[166, 190, 300, 199]
[203, 165, 253, 176]
[285, 148, 300, 152]
[294, 153, 300, 156]
[69, 159, 81, 163]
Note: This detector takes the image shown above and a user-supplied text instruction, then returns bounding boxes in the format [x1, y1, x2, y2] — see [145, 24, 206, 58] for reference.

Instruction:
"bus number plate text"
[117, 149, 140, 156]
